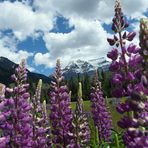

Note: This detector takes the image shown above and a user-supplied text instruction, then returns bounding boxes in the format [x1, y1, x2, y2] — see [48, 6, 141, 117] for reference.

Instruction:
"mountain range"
[0, 56, 110, 85]
[62, 57, 110, 78]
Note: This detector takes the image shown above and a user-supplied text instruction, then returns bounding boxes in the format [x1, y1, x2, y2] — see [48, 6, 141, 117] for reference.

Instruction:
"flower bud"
[107, 38, 115, 46]
[107, 48, 118, 61]
[127, 32, 136, 41]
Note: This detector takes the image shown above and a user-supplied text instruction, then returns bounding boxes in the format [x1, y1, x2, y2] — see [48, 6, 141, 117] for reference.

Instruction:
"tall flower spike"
[50, 59, 73, 147]
[107, 0, 142, 97]
[0, 59, 33, 147]
[91, 70, 112, 144]
[0, 83, 5, 98]
[42, 100, 52, 147]
[0, 83, 10, 147]
[115, 0, 121, 9]
[108, 1, 148, 147]
[32, 79, 51, 148]
[139, 18, 148, 64]
[139, 18, 148, 86]
[72, 82, 90, 147]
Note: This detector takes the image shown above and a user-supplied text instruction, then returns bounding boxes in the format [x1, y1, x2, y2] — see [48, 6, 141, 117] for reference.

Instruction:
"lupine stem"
[115, 133, 120, 148]
[108, 0, 148, 147]
[119, 32, 128, 74]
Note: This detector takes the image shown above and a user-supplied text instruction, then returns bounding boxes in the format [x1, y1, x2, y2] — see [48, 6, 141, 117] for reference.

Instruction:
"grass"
[47, 98, 126, 146]
[71, 100, 90, 111]
[71, 97, 126, 133]
[71, 98, 126, 146]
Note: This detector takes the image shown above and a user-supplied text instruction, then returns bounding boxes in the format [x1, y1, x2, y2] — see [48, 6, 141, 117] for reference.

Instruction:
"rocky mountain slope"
[62, 57, 110, 78]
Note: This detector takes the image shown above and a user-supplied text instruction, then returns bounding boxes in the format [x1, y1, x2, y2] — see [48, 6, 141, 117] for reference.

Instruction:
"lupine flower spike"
[32, 79, 51, 147]
[91, 70, 112, 144]
[108, 0, 148, 147]
[0, 83, 5, 99]
[72, 82, 90, 147]
[0, 59, 33, 147]
[50, 59, 73, 147]
[0, 83, 10, 147]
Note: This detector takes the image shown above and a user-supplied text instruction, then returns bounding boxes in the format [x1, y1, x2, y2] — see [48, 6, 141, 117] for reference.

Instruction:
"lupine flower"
[108, 0, 148, 147]
[139, 18, 148, 94]
[107, 48, 118, 61]
[32, 79, 51, 148]
[49, 59, 73, 147]
[71, 82, 90, 147]
[0, 83, 5, 98]
[0, 84, 10, 147]
[139, 18, 148, 68]
[107, 0, 143, 97]
[0, 59, 33, 147]
[90, 71, 112, 143]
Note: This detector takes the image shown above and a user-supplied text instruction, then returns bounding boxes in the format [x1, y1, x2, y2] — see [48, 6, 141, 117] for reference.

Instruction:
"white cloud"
[34, 0, 113, 23]
[43, 18, 110, 67]
[34, 0, 148, 23]
[0, 48, 33, 65]
[0, 0, 147, 71]
[0, 34, 35, 71]
[122, 0, 148, 19]
[0, 34, 33, 64]
[34, 52, 50, 67]
[32, 0, 148, 69]
[27, 65, 35, 72]
[0, 1, 53, 40]
[0, 44, 33, 64]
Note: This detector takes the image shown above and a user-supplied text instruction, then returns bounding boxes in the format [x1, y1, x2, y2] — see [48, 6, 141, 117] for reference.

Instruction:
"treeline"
[66, 70, 112, 101]
[7, 70, 112, 103]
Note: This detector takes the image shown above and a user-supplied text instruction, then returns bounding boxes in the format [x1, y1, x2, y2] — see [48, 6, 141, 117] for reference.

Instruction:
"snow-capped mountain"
[62, 57, 110, 78]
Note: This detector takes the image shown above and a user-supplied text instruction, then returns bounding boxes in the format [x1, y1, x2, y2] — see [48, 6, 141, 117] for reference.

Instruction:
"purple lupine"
[49, 59, 73, 147]
[107, 0, 142, 98]
[32, 79, 52, 148]
[90, 71, 112, 143]
[42, 100, 52, 146]
[0, 83, 10, 147]
[107, 0, 148, 147]
[0, 59, 33, 147]
[71, 82, 90, 147]
[124, 18, 148, 148]
[0, 83, 5, 99]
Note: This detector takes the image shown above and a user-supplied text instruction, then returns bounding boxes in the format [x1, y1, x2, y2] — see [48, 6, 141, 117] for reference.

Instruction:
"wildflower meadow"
[0, 0, 147, 147]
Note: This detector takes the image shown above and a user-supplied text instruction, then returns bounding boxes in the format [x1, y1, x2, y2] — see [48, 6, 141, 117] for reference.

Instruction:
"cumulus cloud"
[122, 0, 148, 19]
[27, 65, 35, 72]
[43, 18, 110, 67]
[0, 1, 53, 40]
[34, 52, 50, 68]
[0, 0, 147, 71]
[34, 0, 148, 23]
[0, 33, 33, 64]
[0, 43, 33, 64]
[32, 0, 147, 69]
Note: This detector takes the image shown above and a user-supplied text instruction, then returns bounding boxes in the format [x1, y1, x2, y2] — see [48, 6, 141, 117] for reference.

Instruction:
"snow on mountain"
[62, 57, 110, 75]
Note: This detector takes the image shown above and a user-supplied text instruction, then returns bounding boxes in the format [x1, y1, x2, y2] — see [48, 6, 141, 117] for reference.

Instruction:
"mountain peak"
[62, 57, 110, 78]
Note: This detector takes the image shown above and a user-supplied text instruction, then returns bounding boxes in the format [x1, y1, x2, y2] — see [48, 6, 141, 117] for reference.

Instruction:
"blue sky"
[0, 0, 147, 76]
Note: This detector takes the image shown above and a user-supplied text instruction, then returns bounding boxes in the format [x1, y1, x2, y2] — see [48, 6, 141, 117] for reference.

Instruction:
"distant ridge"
[0, 57, 51, 85]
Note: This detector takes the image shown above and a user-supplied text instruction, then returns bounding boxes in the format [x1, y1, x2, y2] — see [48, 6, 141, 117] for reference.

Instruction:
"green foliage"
[109, 131, 125, 148]
[82, 73, 91, 100]
[71, 98, 126, 147]
[67, 70, 112, 101]
[67, 76, 79, 101]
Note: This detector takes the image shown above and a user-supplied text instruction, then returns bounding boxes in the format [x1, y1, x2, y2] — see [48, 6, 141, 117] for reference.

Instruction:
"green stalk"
[115, 133, 120, 148]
